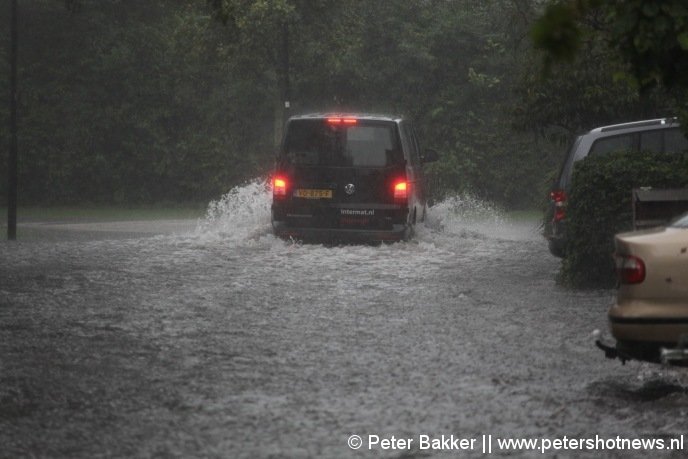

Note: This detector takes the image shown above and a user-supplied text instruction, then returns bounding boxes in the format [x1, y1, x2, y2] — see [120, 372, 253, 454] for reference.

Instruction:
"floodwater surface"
[1, 180, 687, 458]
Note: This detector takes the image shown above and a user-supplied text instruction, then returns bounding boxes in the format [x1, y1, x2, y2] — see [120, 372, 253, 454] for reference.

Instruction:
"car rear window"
[283, 119, 402, 167]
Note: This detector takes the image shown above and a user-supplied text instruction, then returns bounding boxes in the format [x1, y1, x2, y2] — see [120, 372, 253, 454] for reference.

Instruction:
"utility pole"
[274, 20, 291, 147]
[281, 20, 290, 127]
[8, 0, 18, 240]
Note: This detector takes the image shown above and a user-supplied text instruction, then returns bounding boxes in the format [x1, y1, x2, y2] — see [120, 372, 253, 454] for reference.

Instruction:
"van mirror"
[421, 149, 439, 163]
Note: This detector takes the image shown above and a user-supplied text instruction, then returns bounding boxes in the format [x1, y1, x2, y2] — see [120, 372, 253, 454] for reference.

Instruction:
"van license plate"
[294, 189, 332, 199]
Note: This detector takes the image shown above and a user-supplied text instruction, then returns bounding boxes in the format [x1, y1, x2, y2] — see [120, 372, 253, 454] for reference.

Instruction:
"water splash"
[193, 178, 274, 244]
[421, 194, 536, 242]
[424, 194, 505, 232]
[190, 180, 537, 246]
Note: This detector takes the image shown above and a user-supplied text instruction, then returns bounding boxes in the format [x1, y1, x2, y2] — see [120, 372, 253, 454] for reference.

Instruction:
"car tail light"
[273, 176, 287, 197]
[393, 181, 408, 200]
[616, 254, 645, 284]
[550, 189, 567, 222]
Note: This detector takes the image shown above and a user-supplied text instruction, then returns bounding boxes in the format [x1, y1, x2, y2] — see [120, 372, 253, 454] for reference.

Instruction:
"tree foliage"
[533, 0, 688, 92]
[1, 1, 274, 204]
[1, 0, 682, 207]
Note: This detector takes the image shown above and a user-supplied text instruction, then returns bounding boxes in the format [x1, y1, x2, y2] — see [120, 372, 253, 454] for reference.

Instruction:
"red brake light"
[273, 177, 287, 197]
[393, 181, 408, 200]
[616, 254, 645, 284]
[550, 190, 566, 202]
[327, 117, 357, 125]
[550, 189, 567, 222]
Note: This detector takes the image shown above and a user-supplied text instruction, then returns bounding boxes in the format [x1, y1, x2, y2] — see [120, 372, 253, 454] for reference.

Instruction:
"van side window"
[640, 130, 663, 153]
[589, 134, 634, 156]
[665, 128, 688, 154]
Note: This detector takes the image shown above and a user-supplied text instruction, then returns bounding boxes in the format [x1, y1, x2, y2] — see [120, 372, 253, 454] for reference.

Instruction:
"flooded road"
[2, 181, 688, 458]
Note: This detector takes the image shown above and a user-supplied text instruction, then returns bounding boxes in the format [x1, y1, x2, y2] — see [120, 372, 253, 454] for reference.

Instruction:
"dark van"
[271, 113, 438, 242]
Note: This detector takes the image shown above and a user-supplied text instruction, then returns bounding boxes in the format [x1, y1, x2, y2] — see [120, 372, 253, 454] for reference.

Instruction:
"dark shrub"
[561, 150, 688, 288]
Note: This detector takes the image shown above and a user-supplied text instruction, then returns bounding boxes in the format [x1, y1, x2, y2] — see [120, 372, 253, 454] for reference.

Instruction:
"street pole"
[8, 0, 17, 240]
[274, 20, 291, 147]
[281, 20, 290, 127]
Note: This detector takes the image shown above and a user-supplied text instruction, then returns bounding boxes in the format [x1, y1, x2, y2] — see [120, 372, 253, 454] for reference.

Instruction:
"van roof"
[288, 113, 403, 123]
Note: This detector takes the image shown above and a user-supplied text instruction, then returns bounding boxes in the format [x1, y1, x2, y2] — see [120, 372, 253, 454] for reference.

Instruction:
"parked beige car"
[598, 213, 688, 364]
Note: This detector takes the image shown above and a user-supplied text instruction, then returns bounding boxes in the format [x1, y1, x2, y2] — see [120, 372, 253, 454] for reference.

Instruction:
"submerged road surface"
[2, 181, 688, 458]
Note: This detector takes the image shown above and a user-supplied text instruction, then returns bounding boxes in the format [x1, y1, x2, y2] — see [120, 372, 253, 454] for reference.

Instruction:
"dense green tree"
[1, 0, 274, 204]
[533, 0, 688, 91]
[518, 10, 677, 136]
[530, 0, 688, 136]
[3, 0, 671, 209]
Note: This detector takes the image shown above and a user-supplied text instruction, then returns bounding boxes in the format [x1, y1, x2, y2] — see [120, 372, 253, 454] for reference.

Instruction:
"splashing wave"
[190, 179, 536, 247]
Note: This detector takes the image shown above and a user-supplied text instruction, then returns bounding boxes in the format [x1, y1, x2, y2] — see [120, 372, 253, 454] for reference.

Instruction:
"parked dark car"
[271, 113, 438, 242]
[544, 117, 688, 257]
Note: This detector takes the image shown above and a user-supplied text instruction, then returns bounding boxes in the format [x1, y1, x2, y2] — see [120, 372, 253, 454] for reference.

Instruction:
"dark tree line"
[1, 0, 684, 207]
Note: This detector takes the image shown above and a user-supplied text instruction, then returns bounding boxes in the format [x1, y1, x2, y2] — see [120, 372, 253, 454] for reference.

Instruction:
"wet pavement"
[2, 182, 688, 458]
[10, 219, 199, 241]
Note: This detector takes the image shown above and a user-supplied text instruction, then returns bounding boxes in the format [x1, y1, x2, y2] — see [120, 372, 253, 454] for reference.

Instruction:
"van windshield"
[283, 119, 403, 167]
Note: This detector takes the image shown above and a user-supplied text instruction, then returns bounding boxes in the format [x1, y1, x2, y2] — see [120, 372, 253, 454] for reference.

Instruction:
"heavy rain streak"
[2, 181, 688, 457]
